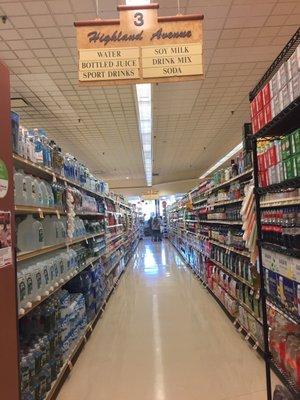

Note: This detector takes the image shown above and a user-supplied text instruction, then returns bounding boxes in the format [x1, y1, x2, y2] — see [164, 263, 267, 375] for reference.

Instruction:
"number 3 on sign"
[134, 12, 144, 26]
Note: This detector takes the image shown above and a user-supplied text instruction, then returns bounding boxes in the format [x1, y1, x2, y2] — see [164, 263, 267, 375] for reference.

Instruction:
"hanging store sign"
[74, 3, 204, 85]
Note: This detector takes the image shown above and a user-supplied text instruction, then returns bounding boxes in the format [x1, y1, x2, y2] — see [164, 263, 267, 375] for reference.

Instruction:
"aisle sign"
[74, 3, 204, 85]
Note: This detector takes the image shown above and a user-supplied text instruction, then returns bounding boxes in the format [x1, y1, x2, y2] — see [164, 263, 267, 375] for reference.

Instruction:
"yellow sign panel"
[141, 43, 202, 57]
[79, 69, 140, 81]
[79, 47, 139, 60]
[75, 3, 204, 85]
[143, 64, 203, 78]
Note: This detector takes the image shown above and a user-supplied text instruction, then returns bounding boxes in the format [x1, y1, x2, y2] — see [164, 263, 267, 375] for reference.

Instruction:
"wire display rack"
[250, 28, 300, 400]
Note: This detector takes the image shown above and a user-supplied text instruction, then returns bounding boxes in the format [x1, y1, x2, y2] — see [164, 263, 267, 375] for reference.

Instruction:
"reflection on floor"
[58, 239, 273, 400]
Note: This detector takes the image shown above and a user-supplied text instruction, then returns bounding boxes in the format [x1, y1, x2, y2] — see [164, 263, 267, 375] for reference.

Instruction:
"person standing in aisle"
[151, 216, 161, 242]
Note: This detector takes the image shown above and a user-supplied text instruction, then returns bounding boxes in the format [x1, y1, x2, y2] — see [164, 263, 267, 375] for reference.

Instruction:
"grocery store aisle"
[58, 239, 269, 400]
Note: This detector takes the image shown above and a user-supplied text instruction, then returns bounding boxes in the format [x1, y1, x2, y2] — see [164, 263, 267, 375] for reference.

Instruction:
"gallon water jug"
[45, 182, 54, 207]
[37, 179, 49, 207]
[32, 263, 44, 301]
[42, 216, 57, 246]
[18, 215, 44, 252]
[33, 178, 43, 206]
[17, 271, 27, 312]
[14, 170, 28, 205]
[24, 175, 35, 206]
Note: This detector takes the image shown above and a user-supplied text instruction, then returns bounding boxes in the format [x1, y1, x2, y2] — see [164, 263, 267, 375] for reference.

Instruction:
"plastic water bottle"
[14, 170, 28, 205]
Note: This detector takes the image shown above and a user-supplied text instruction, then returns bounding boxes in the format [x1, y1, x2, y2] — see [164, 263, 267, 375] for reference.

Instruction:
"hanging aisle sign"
[74, 3, 204, 85]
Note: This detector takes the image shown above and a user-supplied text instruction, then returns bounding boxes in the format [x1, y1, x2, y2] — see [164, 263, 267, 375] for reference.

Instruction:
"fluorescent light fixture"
[199, 142, 243, 179]
[136, 83, 152, 186]
[125, 0, 152, 187]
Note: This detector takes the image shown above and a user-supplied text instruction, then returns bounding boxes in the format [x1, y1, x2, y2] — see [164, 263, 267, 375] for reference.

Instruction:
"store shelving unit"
[11, 143, 141, 400]
[249, 28, 300, 400]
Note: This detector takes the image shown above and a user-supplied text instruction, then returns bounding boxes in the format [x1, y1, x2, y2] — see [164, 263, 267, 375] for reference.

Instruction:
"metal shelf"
[199, 219, 243, 225]
[249, 28, 300, 100]
[261, 242, 300, 259]
[17, 232, 105, 262]
[260, 197, 300, 208]
[253, 96, 300, 139]
[15, 205, 66, 216]
[203, 169, 253, 195]
[271, 360, 300, 400]
[267, 295, 300, 325]
[257, 178, 300, 194]
[18, 253, 103, 319]
[207, 198, 244, 207]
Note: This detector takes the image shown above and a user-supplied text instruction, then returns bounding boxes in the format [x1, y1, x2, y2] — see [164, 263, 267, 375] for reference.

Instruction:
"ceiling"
[0, 0, 299, 194]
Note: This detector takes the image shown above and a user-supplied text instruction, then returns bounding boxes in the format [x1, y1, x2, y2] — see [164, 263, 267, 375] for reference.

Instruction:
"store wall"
[0, 62, 20, 400]
[111, 177, 199, 197]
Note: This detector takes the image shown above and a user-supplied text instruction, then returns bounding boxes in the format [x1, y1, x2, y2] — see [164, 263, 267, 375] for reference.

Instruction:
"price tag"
[233, 318, 238, 326]
[245, 333, 250, 341]
[68, 360, 73, 370]
[250, 289, 254, 296]
[93, 236, 96, 242]
[38, 208, 44, 219]
[56, 210, 61, 219]
[83, 335, 87, 344]
[238, 326, 243, 333]
[85, 237, 88, 244]
[253, 342, 259, 351]
[52, 173, 57, 183]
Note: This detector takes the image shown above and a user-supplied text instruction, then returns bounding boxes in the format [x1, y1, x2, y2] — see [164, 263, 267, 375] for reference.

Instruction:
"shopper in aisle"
[151, 215, 161, 242]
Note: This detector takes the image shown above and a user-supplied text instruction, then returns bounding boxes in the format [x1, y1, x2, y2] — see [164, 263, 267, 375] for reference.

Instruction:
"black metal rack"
[250, 28, 300, 400]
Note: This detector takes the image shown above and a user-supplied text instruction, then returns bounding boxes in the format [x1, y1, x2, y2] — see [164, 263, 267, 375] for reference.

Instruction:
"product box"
[256, 90, 264, 113]
[290, 128, 300, 155]
[268, 165, 278, 185]
[278, 275, 297, 315]
[262, 248, 275, 270]
[276, 162, 284, 183]
[279, 84, 292, 110]
[268, 143, 278, 166]
[270, 72, 280, 97]
[271, 93, 281, 117]
[292, 257, 300, 284]
[287, 46, 300, 80]
[281, 135, 291, 160]
[250, 98, 257, 118]
[258, 149, 267, 171]
[262, 83, 271, 106]
[289, 74, 300, 102]
[257, 110, 266, 130]
[284, 157, 294, 180]
[292, 153, 300, 178]
[251, 115, 259, 134]
[264, 102, 273, 124]
[265, 269, 278, 297]
[259, 170, 269, 187]
[278, 63, 288, 90]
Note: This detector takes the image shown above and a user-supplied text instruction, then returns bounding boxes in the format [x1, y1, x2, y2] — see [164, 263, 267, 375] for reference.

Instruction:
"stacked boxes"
[257, 128, 300, 187]
[251, 44, 300, 134]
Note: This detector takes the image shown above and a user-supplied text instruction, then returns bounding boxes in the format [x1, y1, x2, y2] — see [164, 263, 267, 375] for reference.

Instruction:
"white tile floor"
[58, 239, 276, 400]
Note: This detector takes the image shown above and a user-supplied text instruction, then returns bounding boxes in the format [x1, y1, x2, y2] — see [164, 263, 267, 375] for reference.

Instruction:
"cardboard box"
[292, 153, 300, 177]
[268, 142, 277, 166]
[274, 140, 282, 163]
[289, 74, 300, 101]
[262, 83, 271, 105]
[265, 269, 278, 297]
[278, 275, 297, 315]
[285, 157, 294, 179]
[278, 63, 288, 90]
[251, 115, 259, 134]
[259, 170, 269, 187]
[258, 152, 266, 172]
[264, 102, 272, 124]
[258, 110, 266, 130]
[292, 258, 300, 284]
[290, 128, 300, 155]
[276, 162, 284, 183]
[271, 93, 281, 116]
[281, 135, 291, 160]
[250, 98, 257, 118]
[256, 91, 264, 113]
[279, 84, 292, 110]
[287, 46, 300, 80]
[270, 72, 280, 97]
